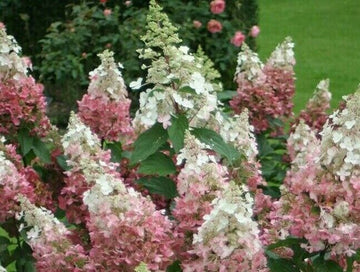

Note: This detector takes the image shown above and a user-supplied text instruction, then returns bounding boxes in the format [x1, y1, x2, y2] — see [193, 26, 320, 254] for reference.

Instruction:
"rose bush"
[1, 1, 360, 271]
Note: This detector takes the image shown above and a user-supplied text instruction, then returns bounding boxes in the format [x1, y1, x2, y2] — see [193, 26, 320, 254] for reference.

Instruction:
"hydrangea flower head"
[186, 182, 268, 271]
[266, 37, 295, 70]
[296, 79, 331, 131]
[78, 50, 133, 142]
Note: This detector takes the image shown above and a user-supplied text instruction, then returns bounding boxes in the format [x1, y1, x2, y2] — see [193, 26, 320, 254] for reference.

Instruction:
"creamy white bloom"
[61, 112, 101, 159]
[234, 43, 264, 82]
[87, 50, 128, 101]
[0, 27, 28, 80]
[193, 182, 263, 259]
[129, 77, 143, 90]
[266, 36, 295, 70]
[320, 89, 360, 180]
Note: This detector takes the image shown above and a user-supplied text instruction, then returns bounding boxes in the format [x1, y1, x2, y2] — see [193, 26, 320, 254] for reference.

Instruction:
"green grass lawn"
[257, 0, 360, 113]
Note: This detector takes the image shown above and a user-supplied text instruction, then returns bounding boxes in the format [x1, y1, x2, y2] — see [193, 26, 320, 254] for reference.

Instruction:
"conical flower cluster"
[78, 50, 133, 142]
[230, 38, 295, 133]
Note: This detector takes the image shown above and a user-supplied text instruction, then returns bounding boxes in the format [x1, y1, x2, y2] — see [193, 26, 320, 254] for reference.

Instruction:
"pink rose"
[193, 20, 202, 29]
[231, 31, 245, 47]
[250, 25, 260, 38]
[100, 0, 107, 3]
[207, 19, 222, 33]
[103, 8, 112, 16]
[210, 0, 226, 14]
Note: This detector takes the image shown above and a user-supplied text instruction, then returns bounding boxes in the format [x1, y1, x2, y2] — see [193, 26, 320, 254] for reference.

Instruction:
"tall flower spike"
[78, 50, 133, 142]
[0, 148, 35, 222]
[0, 25, 50, 137]
[139, 0, 181, 54]
[133, 1, 218, 131]
[0, 25, 28, 80]
[186, 182, 268, 272]
[266, 37, 295, 70]
[234, 43, 265, 83]
[19, 196, 92, 271]
[173, 131, 229, 261]
[297, 79, 331, 131]
[320, 88, 360, 180]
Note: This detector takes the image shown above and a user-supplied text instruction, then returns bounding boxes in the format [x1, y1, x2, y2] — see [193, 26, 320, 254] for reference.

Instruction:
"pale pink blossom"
[124, 1, 131, 6]
[103, 8, 112, 16]
[207, 19, 222, 33]
[210, 0, 226, 14]
[231, 31, 246, 47]
[0, 22, 5, 29]
[193, 20, 202, 29]
[250, 25, 260, 38]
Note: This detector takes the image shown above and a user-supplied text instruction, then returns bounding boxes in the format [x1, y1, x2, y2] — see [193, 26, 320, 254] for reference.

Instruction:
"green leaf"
[136, 176, 178, 199]
[138, 152, 176, 176]
[217, 90, 237, 101]
[312, 256, 343, 272]
[104, 141, 122, 162]
[191, 128, 241, 163]
[268, 257, 299, 272]
[178, 86, 196, 94]
[17, 128, 34, 156]
[32, 138, 51, 164]
[0, 236, 10, 253]
[130, 123, 168, 165]
[168, 114, 189, 152]
[166, 260, 182, 272]
[56, 155, 71, 171]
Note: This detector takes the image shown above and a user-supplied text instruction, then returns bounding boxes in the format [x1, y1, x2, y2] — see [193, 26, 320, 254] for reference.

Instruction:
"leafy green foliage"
[136, 176, 178, 199]
[138, 152, 176, 176]
[103, 141, 123, 163]
[166, 260, 182, 272]
[17, 128, 51, 164]
[191, 127, 241, 163]
[256, 131, 290, 198]
[167, 114, 189, 153]
[130, 123, 168, 165]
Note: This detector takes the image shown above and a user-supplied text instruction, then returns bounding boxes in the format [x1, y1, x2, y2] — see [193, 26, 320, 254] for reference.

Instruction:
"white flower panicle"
[288, 120, 320, 166]
[19, 196, 69, 241]
[320, 89, 360, 180]
[234, 43, 265, 82]
[266, 37, 295, 70]
[0, 264, 6, 272]
[176, 131, 228, 195]
[193, 182, 263, 258]
[133, 1, 220, 131]
[307, 79, 331, 107]
[88, 50, 128, 101]
[215, 109, 258, 162]
[0, 27, 29, 80]
[0, 150, 13, 178]
[61, 112, 101, 159]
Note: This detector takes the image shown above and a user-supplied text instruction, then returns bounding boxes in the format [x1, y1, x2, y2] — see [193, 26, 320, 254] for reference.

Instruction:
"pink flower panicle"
[230, 40, 295, 133]
[172, 131, 229, 260]
[0, 145, 35, 222]
[61, 113, 176, 270]
[19, 196, 92, 271]
[78, 50, 133, 143]
[268, 89, 360, 263]
[0, 27, 50, 137]
[296, 79, 331, 131]
[184, 182, 268, 272]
